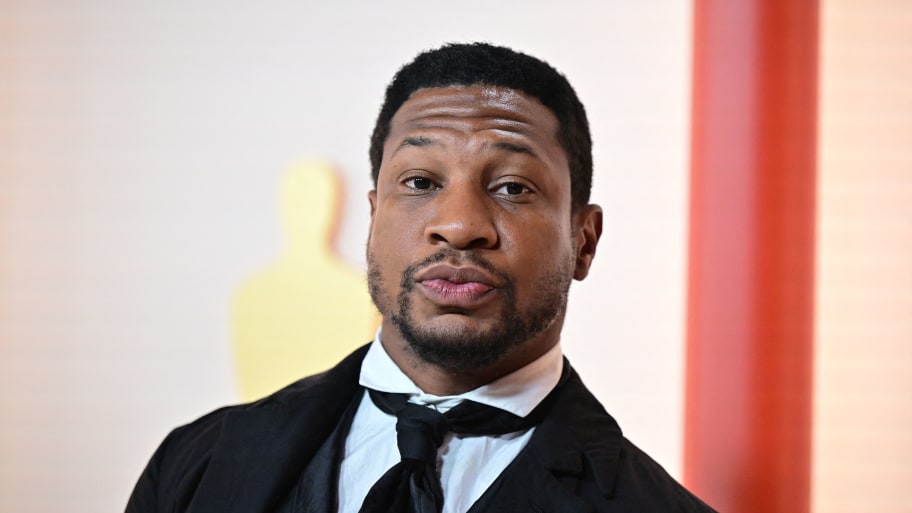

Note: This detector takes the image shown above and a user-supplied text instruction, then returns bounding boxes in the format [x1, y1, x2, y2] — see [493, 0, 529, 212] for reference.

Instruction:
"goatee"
[367, 248, 572, 371]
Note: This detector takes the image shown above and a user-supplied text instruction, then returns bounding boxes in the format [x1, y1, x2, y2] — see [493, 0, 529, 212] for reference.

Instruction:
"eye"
[404, 176, 436, 190]
[493, 182, 531, 196]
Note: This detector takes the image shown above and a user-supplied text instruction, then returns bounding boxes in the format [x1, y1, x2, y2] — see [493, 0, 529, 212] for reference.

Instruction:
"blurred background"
[0, 1, 909, 512]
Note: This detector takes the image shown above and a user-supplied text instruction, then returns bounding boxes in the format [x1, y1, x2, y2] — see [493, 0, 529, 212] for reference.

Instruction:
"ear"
[365, 190, 378, 243]
[368, 189, 378, 220]
[571, 204, 602, 280]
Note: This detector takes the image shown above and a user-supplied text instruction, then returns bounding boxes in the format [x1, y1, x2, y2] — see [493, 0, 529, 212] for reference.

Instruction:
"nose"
[424, 183, 498, 250]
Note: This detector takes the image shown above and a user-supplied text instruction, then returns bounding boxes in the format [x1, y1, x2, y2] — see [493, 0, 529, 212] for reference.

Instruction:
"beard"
[367, 247, 573, 371]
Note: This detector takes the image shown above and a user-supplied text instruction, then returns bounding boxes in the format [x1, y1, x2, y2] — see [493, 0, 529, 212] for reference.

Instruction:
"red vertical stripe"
[685, 1, 818, 512]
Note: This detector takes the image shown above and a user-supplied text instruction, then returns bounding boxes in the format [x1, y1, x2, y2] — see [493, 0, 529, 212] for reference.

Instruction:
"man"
[127, 43, 717, 513]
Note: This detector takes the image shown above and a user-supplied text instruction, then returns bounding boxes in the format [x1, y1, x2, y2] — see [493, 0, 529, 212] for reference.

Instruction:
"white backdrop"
[0, 2, 693, 512]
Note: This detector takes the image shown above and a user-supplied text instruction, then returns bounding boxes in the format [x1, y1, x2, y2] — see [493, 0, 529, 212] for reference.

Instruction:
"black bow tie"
[357, 389, 541, 513]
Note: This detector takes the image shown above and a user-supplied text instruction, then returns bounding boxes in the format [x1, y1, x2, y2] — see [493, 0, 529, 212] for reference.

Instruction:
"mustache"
[399, 249, 511, 291]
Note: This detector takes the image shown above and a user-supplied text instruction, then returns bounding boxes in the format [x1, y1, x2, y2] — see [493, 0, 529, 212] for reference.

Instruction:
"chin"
[393, 308, 564, 372]
[393, 316, 521, 372]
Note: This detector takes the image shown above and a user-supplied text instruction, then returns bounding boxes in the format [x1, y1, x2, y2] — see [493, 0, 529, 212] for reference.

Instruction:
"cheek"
[368, 208, 423, 260]
[503, 212, 573, 258]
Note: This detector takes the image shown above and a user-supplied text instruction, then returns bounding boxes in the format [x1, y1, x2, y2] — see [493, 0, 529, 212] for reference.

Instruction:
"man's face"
[367, 85, 600, 373]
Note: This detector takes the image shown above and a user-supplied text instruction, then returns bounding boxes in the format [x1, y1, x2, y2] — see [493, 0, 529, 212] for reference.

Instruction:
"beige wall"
[8, 1, 910, 511]
[814, 1, 912, 512]
[0, 3, 694, 512]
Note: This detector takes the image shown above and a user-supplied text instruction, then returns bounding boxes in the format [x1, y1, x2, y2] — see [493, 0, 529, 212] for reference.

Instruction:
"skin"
[366, 85, 602, 395]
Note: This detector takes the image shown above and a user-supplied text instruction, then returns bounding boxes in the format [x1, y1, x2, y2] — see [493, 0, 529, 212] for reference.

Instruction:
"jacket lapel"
[185, 345, 370, 513]
[476, 363, 624, 513]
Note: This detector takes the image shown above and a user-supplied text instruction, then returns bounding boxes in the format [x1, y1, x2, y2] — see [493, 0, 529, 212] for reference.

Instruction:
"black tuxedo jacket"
[127, 345, 717, 513]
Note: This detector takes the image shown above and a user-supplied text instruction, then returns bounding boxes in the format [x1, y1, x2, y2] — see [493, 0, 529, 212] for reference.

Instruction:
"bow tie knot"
[395, 403, 450, 464]
[360, 388, 542, 513]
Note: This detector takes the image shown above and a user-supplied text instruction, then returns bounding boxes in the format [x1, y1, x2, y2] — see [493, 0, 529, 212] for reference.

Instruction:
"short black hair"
[369, 42, 593, 210]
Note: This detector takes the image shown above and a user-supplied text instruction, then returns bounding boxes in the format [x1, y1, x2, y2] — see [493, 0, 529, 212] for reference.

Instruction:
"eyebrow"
[491, 141, 537, 158]
[394, 136, 438, 153]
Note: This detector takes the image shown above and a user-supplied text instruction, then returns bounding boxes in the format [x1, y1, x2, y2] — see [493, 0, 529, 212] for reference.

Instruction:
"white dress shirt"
[336, 333, 564, 513]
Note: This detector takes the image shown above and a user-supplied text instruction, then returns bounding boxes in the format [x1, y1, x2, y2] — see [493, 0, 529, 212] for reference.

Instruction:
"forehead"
[384, 85, 563, 158]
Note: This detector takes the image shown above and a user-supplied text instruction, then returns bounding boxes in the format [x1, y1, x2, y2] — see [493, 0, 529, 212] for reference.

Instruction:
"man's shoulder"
[613, 437, 718, 512]
[160, 374, 318, 452]
[142, 368, 340, 483]
[126, 344, 371, 513]
[543, 363, 717, 512]
[164, 342, 370, 450]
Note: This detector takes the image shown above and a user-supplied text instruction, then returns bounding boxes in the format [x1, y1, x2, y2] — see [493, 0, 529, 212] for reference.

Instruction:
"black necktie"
[357, 389, 542, 513]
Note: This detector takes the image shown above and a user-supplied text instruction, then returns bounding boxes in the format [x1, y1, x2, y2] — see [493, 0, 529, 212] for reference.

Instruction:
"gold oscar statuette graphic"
[232, 160, 378, 401]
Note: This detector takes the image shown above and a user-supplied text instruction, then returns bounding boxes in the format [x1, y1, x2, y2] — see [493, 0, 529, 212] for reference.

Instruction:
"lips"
[414, 264, 499, 307]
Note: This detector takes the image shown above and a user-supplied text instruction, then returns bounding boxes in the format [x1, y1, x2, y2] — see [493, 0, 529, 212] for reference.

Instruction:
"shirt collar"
[358, 330, 564, 417]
